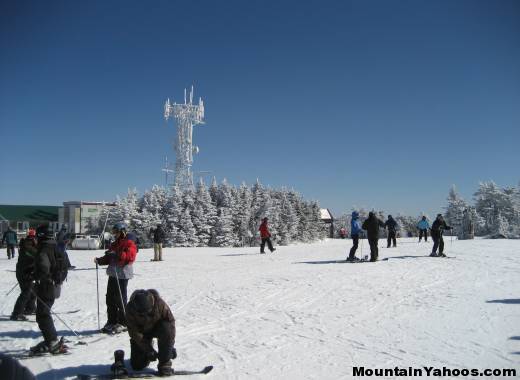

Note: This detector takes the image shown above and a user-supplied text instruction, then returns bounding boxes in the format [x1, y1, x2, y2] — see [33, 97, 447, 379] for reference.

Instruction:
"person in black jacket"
[30, 225, 67, 355]
[10, 229, 38, 321]
[430, 214, 453, 257]
[384, 215, 398, 248]
[362, 212, 385, 262]
[152, 225, 165, 261]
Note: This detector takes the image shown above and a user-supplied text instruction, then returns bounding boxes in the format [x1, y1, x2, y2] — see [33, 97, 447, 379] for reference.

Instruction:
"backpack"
[52, 245, 69, 285]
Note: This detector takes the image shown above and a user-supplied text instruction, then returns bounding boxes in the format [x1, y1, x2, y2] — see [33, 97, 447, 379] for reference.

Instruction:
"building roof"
[0, 205, 59, 222]
[320, 208, 333, 221]
[63, 201, 116, 206]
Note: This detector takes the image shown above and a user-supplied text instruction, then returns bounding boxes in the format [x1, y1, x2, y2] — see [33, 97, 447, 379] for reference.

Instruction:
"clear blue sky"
[1, 0, 519, 217]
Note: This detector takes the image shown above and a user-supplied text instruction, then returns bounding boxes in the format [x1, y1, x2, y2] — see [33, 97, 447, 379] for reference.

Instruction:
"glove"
[147, 349, 158, 362]
[171, 347, 177, 360]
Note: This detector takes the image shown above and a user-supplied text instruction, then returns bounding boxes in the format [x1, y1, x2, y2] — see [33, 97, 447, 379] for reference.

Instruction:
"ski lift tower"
[164, 86, 205, 189]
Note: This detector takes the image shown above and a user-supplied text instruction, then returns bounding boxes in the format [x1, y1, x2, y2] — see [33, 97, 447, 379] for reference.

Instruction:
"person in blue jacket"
[2, 227, 18, 259]
[417, 216, 430, 242]
[346, 211, 363, 261]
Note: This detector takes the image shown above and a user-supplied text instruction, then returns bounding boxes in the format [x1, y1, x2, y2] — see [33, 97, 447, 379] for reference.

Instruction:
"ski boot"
[111, 349, 128, 377]
[429, 253, 438, 257]
[112, 324, 127, 334]
[438, 253, 446, 257]
[48, 337, 68, 354]
[30, 340, 49, 355]
[346, 256, 360, 262]
[157, 360, 173, 377]
[101, 323, 115, 334]
[10, 314, 28, 321]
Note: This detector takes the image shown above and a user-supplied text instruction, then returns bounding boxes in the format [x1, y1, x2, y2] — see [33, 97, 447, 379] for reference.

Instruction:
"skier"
[152, 224, 166, 261]
[362, 212, 385, 262]
[29, 224, 68, 355]
[346, 211, 362, 261]
[417, 216, 430, 242]
[430, 214, 453, 257]
[259, 217, 276, 254]
[55, 224, 74, 269]
[95, 222, 137, 334]
[384, 215, 398, 248]
[10, 229, 38, 321]
[2, 226, 18, 259]
[111, 289, 177, 377]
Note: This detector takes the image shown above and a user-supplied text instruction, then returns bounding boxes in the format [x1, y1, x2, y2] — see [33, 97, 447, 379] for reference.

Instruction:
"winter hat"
[388, 215, 393, 219]
[262, 217, 268, 222]
[351, 211, 359, 218]
[368, 212, 374, 218]
[131, 290, 155, 314]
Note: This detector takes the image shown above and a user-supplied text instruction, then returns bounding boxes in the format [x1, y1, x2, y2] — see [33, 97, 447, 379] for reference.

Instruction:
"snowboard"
[76, 366, 213, 379]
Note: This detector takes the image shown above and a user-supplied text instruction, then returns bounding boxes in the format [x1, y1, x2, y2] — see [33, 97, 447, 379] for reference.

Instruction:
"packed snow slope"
[0, 238, 519, 379]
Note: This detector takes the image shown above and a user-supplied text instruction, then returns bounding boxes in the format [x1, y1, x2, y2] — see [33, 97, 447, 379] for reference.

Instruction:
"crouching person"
[114, 289, 177, 377]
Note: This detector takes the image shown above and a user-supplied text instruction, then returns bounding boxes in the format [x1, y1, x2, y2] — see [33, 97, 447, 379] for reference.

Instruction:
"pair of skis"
[76, 366, 213, 379]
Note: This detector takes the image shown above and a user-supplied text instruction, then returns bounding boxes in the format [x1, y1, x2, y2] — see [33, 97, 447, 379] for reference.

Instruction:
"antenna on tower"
[164, 86, 206, 189]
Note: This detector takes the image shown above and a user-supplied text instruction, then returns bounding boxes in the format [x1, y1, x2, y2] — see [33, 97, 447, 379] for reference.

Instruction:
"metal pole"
[113, 267, 126, 317]
[96, 263, 100, 331]
[30, 288, 87, 344]
[5, 282, 19, 296]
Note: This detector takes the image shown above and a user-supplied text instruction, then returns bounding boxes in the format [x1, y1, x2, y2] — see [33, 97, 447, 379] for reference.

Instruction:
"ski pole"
[96, 262, 100, 331]
[30, 287, 87, 345]
[113, 267, 126, 317]
[6, 282, 19, 296]
[360, 235, 364, 260]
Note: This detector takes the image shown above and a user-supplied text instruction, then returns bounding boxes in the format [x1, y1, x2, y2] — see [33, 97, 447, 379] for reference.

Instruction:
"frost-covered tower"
[164, 86, 205, 189]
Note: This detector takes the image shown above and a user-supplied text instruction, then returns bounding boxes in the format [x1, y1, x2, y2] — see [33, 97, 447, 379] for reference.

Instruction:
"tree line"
[87, 179, 326, 247]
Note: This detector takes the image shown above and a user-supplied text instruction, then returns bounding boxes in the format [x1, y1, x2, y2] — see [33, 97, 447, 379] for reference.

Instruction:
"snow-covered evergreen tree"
[445, 185, 468, 238]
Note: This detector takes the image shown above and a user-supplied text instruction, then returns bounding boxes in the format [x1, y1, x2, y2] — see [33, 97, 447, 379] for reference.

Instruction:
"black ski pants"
[419, 229, 428, 242]
[6, 245, 16, 259]
[130, 320, 174, 370]
[387, 231, 396, 248]
[348, 235, 359, 259]
[35, 282, 57, 344]
[432, 235, 444, 254]
[12, 279, 36, 316]
[106, 276, 128, 326]
[260, 237, 274, 253]
[368, 238, 379, 261]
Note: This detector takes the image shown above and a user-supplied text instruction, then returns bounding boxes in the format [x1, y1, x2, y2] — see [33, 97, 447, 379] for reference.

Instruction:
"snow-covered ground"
[0, 238, 519, 379]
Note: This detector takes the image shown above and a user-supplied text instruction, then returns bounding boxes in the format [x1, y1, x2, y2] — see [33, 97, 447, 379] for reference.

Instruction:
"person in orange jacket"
[258, 217, 276, 254]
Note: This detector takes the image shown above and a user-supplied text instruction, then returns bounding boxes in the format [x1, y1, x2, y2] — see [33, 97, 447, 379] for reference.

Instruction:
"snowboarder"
[362, 212, 385, 262]
[152, 224, 166, 261]
[430, 214, 453, 257]
[2, 226, 18, 259]
[29, 224, 68, 355]
[10, 229, 38, 321]
[346, 211, 362, 261]
[384, 215, 398, 248]
[94, 222, 137, 334]
[417, 216, 429, 242]
[259, 217, 276, 254]
[111, 289, 177, 377]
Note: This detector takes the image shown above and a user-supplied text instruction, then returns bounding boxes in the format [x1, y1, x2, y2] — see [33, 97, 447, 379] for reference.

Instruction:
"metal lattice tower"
[164, 86, 205, 189]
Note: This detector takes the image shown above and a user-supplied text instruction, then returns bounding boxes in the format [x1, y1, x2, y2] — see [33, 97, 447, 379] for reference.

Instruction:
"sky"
[1, 0, 519, 218]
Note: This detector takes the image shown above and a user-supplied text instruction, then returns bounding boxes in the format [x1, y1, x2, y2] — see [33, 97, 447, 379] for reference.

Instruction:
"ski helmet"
[112, 222, 128, 233]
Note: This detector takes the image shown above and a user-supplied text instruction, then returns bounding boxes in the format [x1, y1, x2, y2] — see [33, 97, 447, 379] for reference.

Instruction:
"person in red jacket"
[258, 217, 276, 254]
[95, 222, 137, 334]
